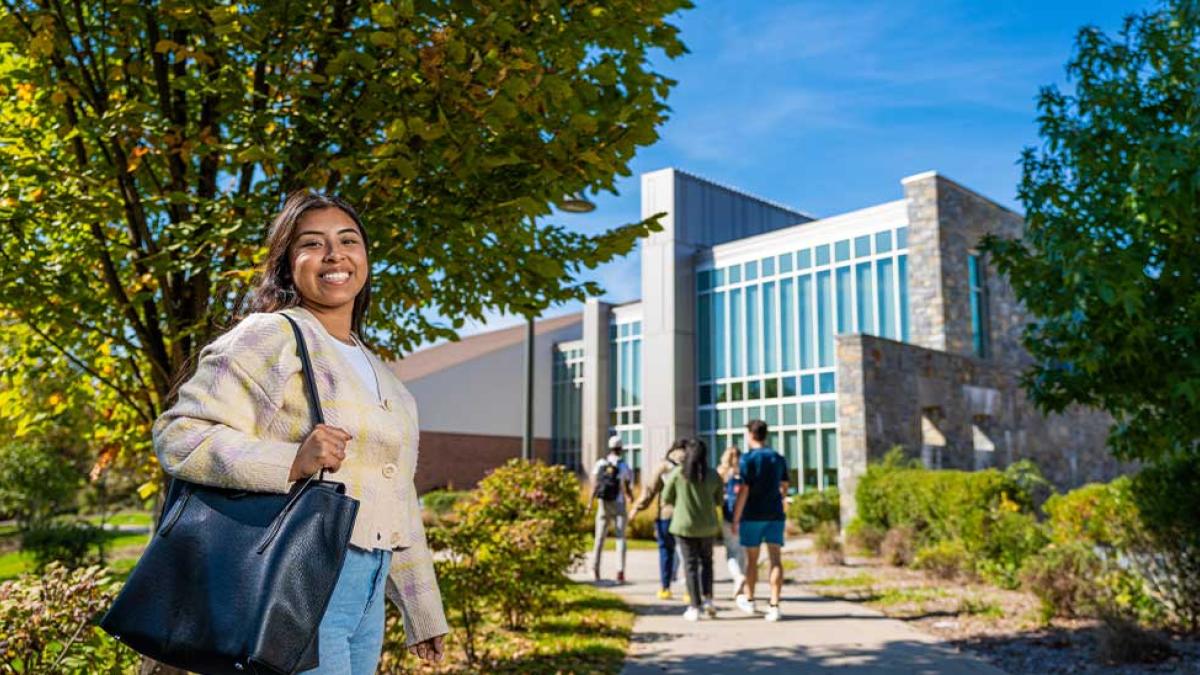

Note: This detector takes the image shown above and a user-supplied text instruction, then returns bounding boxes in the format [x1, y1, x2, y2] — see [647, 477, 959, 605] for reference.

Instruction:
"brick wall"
[415, 430, 553, 494]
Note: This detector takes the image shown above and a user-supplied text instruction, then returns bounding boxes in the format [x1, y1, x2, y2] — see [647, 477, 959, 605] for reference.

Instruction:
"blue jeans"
[309, 546, 393, 674]
[654, 518, 676, 591]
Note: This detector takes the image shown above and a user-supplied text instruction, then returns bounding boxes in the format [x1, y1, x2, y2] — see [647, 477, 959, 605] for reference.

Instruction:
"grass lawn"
[390, 582, 633, 674]
[0, 528, 150, 581]
[602, 538, 658, 551]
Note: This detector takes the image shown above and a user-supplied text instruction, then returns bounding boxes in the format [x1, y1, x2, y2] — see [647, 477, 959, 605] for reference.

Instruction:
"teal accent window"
[698, 269, 713, 291]
[763, 281, 777, 373]
[747, 405, 762, 422]
[819, 372, 835, 393]
[764, 377, 778, 398]
[746, 284, 759, 375]
[761, 257, 775, 277]
[632, 339, 642, 405]
[783, 404, 797, 425]
[896, 227, 909, 249]
[731, 407, 745, 427]
[782, 376, 797, 397]
[699, 409, 713, 430]
[816, 270, 833, 367]
[780, 278, 795, 371]
[717, 409, 728, 429]
[632, 321, 642, 336]
[765, 405, 779, 426]
[698, 294, 712, 381]
[803, 430, 818, 488]
[621, 323, 630, 338]
[875, 230, 893, 253]
[801, 402, 816, 424]
[797, 249, 812, 269]
[745, 260, 758, 281]
[715, 383, 727, 403]
[834, 239, 851, 262]
[731, 381, 743, 401]
[856, 262, 874, 334]
[854, 235, 871, 257]
[798, 275, 814, 368]
[969, 254, 989, 358]
[700, 384, 713, 405]
[729, 265, 742, 284]
[620, 341, 631, 405]
[815, 244, 830, 266]
[714, 268, 726, 287]
[899, 254, 910, 341]
[835, 266, 852, 335]
[778, 253, 793, 273]
[820, 400, 837, 423]
[748, 380, 761, 399]
[730, 288, 742, 376]
[713, 292, 726, 378]
[822, 429, 838, 488]
[877, 257, 896, 339]
[784, 432, 799, 486]
[800, 374, 815, 396]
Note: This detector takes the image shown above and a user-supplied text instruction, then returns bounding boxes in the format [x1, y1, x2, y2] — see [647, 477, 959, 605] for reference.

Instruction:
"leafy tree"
[983, 0, 1200, 461]
[0, 0, 691, 487]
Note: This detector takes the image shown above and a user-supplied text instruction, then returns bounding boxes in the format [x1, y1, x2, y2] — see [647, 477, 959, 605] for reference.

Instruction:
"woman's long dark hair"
[243, 189, 372, 336]
[682, 438, 709, 483]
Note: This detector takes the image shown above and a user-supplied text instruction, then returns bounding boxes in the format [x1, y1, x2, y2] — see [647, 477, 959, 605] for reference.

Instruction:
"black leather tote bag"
[101, 313, 360, 675]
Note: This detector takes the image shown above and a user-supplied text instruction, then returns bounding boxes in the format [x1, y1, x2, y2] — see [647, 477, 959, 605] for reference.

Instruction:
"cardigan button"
[382, 463, 397, 479]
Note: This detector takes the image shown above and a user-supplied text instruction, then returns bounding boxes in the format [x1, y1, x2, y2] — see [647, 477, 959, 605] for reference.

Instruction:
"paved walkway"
[573, 542, 1006, 674]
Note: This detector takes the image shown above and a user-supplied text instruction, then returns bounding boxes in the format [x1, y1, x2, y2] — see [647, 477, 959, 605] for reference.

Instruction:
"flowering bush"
[0, 563, 137, 674]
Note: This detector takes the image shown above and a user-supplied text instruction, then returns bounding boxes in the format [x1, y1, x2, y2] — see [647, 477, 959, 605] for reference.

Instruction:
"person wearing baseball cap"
[589, 434, 635, 583]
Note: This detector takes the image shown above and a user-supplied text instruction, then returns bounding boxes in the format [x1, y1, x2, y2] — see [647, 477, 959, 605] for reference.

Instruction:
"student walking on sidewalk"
[732, 420, 790, 622]
[661, 438, 724, 621]
[630, 439, 686, 599]
[717, 446, 747, 599]
[590, 435, 635, 583]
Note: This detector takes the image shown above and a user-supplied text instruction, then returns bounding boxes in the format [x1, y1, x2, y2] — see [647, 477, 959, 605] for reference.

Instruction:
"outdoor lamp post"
[522, 192, 597, 461]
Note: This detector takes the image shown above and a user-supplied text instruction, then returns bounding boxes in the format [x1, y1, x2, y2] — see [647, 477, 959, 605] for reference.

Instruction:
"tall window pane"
[632, 339, 642, 405]
[969, 254, 989, 357]
[698, 294, 712, 381]
[877, 257, 896, 339]
[620, 340, 631, 406]
[802, 430, 818, 489]
[763, 281, 777, 373]
[835, 266, 852, 335]
[817, 270, 833, 367]
[855, 262, 874, 334]
[730, 288, 743, 377]
[780, 278, 795, 371]
[898, 254, 910, 341]
[798, 275, 814, 369]
[821, 429, 838, 488]
[746, 284, 759, 375]
[714, 291, 726, 378]
[608, 337, 617, 410]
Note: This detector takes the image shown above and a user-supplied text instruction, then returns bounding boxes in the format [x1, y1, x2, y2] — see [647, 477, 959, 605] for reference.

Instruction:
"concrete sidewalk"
[572, 543, 1006, 674]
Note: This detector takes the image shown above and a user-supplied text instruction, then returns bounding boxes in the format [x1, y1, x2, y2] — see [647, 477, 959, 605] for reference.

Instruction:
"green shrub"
[423, 459, 589, 664]
[789, 488, 839, 533]
[627, 506, 658, 541]
[1021, 542, 1103, 622]
[421, 489, 470, 517]
[1128, 453, 1200, 633]
[966, 503, 1047, 590]
[20, 521, 108, 571]
[914, 539, 971, 581]
[0, 441, 81, 526]
[0, 563, 139, 673]
[845, 519, 885, 555]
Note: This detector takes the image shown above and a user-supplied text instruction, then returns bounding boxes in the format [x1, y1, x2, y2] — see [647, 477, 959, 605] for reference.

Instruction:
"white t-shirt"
[326, 333, 380, 399]
[593, 454, 634, 505]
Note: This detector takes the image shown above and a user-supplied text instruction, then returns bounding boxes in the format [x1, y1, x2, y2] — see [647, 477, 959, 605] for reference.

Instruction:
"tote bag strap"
[281, 312, 327, 481]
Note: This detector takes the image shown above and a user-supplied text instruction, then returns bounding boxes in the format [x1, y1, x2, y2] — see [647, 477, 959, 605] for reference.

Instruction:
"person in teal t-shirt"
[661, 437, 724, 621]
[732, 419, 789, 622]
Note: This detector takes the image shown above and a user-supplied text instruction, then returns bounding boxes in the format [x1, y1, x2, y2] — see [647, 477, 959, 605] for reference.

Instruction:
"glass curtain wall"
[609, 320, 644, 480]
[696, 226, 910, 491]
[551, 344, 584, 471]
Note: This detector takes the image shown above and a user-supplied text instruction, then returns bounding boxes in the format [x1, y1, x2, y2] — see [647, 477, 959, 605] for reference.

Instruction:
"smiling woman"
[150, 190, 450, 673]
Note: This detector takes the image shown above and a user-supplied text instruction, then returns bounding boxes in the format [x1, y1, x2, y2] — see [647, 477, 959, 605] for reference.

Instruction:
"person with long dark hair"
[660, 437, 724, 621]
[154, 190, 449, 672]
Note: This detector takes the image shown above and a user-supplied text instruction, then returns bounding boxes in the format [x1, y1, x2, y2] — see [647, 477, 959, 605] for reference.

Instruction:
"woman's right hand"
[289, 424, 353, 481]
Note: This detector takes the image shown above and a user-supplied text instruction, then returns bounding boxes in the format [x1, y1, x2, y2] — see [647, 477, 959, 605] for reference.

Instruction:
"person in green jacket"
[661, 437, 724, 621]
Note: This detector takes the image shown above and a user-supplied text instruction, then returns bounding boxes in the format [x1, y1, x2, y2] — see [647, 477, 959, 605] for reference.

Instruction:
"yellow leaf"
[137, 481, 160, 500]
[154, 39, 176, 54]
[47, 393, 63, 406]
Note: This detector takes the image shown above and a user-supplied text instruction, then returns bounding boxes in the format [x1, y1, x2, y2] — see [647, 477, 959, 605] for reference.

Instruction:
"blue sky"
[451, 0, 1149, 341]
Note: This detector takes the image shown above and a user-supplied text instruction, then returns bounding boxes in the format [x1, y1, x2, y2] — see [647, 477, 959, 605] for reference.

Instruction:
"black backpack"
[596, 461, 622, 501]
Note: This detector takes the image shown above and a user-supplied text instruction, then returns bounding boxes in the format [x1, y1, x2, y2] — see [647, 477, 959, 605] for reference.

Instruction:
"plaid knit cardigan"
[153, 306, 448, 646]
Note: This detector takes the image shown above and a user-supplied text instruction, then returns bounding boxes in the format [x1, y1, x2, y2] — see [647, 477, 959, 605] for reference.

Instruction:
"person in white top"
[324, 331, 381, 399]
[589, 435, 635, 583]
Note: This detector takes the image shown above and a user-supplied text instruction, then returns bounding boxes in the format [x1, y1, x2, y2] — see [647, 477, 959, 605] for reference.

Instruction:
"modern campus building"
[392, 168, 1120, 523]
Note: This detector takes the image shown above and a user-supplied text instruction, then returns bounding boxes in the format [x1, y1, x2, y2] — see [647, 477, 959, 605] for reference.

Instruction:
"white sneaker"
[732, 573, 746, 595]
[764, 604, 781, 622]
[702, 599, 717, 619]
[683, 606, 700, 622]
[735, 594, 756, 614]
